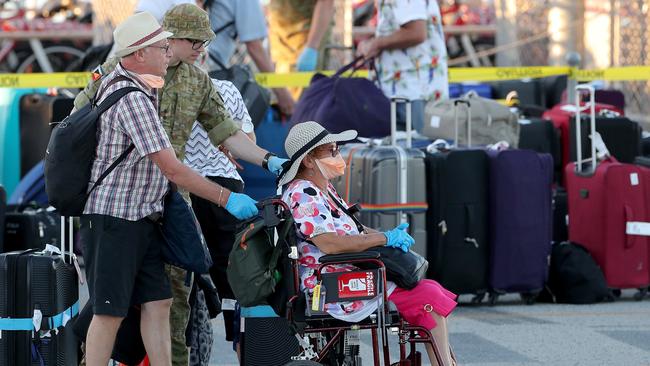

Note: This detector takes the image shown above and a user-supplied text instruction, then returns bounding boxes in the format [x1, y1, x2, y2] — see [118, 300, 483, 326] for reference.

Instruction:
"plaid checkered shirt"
[84, 63, 172, 221]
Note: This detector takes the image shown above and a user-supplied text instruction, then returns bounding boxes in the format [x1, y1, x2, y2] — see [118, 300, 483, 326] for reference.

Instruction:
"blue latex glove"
[383, 223, 415, 252]
[224, 192, 259, 220]
[296, 47, 318, 71]
[267, 156, 289, 176]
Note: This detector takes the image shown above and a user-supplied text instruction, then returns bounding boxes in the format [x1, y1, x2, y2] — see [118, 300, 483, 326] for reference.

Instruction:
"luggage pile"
[331, 80, 650, 305]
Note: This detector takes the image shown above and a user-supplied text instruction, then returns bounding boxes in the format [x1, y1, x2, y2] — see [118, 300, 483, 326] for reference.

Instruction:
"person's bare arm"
[306, 0, 335, 49]
[246, 131, 257, 143]
[357, 20, 427, 59]
[222, 130, 268, 165]
[310, 232, 386, 255]
[148, 148, 230, 205]
[245, 39, 295, 115]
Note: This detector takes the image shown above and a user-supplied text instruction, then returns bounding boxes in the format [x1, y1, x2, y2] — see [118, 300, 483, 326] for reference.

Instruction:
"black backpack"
[544, 242, 613, 304]
[44, 77, 144, 216]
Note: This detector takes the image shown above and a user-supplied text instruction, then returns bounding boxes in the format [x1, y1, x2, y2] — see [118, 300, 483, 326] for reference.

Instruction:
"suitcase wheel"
[633, 288, 648, 301]
[520, 292, 537, 305]
[488, 293, 499, 306]
[470, 292, 486, 305]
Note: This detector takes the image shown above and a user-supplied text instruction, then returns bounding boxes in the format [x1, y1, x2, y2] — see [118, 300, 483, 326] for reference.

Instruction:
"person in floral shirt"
[357, 0, 449, 132]
[278, 122, 458, 365]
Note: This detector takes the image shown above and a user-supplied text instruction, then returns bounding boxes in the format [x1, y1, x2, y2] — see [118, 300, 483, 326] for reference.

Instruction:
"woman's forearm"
[312, 232, 386, 255]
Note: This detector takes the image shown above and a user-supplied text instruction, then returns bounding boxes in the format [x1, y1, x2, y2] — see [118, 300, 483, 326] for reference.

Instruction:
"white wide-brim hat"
[113, 12, 173, 58]
[278, 121, 357, 187]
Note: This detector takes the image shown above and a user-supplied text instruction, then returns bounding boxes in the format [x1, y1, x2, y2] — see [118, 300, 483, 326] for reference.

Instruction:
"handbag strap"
[328, 191, 364, 234]
[333, 56, 371, 78]
[208, 20, 236, 70]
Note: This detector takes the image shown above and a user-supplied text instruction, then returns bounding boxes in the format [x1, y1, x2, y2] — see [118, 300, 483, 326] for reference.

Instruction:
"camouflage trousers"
[167, 264, 192, 366]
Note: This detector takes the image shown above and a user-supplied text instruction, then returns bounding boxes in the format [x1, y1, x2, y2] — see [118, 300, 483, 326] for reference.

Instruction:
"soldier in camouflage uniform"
[75, 5, 287, 365]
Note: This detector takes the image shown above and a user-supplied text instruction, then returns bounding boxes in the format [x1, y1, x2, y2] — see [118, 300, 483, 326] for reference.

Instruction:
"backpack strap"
[87, 76, 148, 195]
[87, 144, 136, 196]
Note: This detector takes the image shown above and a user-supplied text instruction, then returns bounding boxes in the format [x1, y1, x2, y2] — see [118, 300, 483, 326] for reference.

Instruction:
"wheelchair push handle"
[254, 197, 290, 226]
[255, 197, 289, 211]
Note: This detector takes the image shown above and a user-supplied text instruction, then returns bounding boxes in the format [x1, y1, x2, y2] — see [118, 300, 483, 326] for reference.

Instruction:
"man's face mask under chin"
[136, 73, 165, 89]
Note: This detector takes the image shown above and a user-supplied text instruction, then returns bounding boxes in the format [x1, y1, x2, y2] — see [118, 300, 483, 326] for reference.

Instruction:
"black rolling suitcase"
[0, 186, 5, 253]
[424, 100, 490, 302]
[0, 216, 79, 366]
[4, 206, 60, 253]
[552, 188, 568, 244]
[570, 115, 642, 164]
[492, 79, 545, 107]
[518, 118, 562, 184]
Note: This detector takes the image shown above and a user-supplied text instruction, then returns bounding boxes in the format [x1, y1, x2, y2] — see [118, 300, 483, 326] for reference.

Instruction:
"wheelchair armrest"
[319, 251, 381, 264]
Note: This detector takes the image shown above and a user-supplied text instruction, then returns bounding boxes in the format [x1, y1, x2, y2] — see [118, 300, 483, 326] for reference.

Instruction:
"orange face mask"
[136, 73, 165, 89]
[315, 155, 346, 180]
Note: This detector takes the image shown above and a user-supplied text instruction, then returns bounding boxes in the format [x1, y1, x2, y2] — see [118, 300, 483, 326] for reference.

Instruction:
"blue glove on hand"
[383, 223, 415, 252]
[224, 192, 259, 220]
[267, 156, 289, 176]
[296, 47, 318, 71]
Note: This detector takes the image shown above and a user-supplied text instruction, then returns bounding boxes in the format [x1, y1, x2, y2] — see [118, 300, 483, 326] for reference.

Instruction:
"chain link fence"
[91, 0, 137, 45]
[611, 0, 650, 124]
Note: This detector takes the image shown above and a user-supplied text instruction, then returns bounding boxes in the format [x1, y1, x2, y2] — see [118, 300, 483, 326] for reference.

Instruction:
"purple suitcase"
[487, 149, 553, 305]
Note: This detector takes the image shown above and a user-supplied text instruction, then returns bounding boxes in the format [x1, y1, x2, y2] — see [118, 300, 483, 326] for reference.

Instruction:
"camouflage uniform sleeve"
[196, 77, 239, 146]
[73, 57, 120, 110]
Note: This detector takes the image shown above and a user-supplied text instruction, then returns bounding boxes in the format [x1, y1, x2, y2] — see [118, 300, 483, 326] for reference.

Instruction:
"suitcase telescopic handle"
[59, 216, 74, 264]
[454, 99, 471, 148]
[390, 96, 412, 149]
[575, 84, 597, 173]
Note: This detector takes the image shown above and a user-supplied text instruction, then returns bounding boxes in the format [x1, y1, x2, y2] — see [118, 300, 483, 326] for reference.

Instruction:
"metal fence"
[611, 0, 650, 124]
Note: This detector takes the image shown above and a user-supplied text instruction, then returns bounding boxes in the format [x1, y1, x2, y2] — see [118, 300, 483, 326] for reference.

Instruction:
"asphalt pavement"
[208, 291, 650, 366]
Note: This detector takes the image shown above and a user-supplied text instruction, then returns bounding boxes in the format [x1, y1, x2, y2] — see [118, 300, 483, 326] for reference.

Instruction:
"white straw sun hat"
[278, 121, 357, 186]
[113, 12, 173, 58]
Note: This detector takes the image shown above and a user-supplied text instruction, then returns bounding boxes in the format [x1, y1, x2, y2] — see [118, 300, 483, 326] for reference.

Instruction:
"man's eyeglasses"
[184, 38, 210, 51]
[148, 44, 171, 54]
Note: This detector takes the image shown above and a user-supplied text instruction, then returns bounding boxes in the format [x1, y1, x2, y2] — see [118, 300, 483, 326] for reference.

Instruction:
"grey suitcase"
[333, 98, 428, 256]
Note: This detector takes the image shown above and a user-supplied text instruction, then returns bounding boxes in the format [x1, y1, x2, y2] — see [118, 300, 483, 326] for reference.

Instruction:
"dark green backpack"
[227, 200, 295, 307]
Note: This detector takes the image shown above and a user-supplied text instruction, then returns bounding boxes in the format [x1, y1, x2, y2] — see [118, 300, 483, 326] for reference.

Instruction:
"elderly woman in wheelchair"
[272, 122, 458, 366]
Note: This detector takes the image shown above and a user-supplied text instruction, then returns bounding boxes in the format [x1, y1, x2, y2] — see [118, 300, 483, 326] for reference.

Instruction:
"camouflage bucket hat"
[163, 3, 215, 41]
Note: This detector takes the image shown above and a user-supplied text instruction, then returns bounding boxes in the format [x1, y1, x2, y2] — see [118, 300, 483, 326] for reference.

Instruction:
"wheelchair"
[239, 199, 455, 366]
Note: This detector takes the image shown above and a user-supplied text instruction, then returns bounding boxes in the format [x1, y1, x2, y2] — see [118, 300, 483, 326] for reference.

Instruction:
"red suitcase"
[543, 102, 623, 186]
[566, 85, 649, 292]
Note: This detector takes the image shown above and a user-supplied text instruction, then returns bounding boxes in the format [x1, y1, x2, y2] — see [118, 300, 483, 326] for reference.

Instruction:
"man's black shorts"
[81, 214, 172, 317]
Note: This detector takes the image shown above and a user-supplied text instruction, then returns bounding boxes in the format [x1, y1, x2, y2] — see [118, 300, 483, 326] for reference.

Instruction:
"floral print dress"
[375, 0, 449, 102]
[282, 179, 396, 323]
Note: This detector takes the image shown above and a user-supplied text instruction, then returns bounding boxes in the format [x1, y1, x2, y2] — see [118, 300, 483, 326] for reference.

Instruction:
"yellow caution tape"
[0, 72, 91, 88]
[571, 66, 650, 82]
[449, 66, 570, 82]
[255, 70, 369, 88]
[254, 67, 569, 87]
[2, 65, 650, 89]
